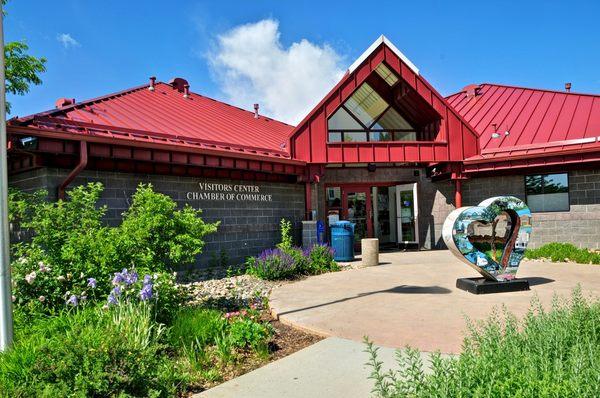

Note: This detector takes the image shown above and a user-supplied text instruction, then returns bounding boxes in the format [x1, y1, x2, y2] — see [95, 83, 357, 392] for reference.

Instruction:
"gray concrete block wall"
[462, 170, 600, 250]
[11, 166, 600, 257]
[9, 168, 305, 267]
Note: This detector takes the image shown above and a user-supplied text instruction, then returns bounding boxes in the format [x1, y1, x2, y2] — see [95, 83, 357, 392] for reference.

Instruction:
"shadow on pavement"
[276, 285, 451, 317]
[526, 277, 555, 286]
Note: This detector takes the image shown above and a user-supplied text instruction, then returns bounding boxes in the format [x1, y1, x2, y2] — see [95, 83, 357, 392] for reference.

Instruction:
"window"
[375, 63, 399, 86]
[525, 173, 569, 212]
[327, 64, 419, 143]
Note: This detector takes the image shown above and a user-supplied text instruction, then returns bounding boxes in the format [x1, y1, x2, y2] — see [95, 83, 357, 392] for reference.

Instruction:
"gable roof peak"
[347, 35, 419, 76]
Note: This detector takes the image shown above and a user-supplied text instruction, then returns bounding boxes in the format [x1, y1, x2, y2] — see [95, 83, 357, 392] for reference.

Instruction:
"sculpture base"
[456, 277, 530, 295]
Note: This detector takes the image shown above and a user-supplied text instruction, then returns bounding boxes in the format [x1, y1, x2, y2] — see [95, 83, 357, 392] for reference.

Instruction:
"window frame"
[326, 64, 423, 143]
[524, 172, 570, 213]
[327, 104, 419, 143]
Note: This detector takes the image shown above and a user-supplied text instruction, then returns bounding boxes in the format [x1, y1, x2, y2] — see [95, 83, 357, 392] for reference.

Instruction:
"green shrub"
[245, 248, 300, 280]
[246, 219, 340, 280]
[227, 314, 273, 353]
[0, 304, 185, 397]
[525, 242, 600, 264]
[9, 182, 217, 314]
[246, 244, 339, 281]
[366, 287, 600, 398]
[303, 244, 340, 274]
[118, 184, 219, 269]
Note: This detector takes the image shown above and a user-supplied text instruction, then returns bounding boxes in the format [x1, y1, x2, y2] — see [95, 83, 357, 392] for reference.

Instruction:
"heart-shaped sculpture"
[442, 196, 532, 282]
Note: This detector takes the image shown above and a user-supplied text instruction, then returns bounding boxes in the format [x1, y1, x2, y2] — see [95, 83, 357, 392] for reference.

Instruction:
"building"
[7, 36, 600, 265]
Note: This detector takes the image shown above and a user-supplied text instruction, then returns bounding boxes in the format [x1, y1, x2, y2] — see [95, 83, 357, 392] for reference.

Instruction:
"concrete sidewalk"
[196, 337, 442, 398]
[270, 250, 600, 353]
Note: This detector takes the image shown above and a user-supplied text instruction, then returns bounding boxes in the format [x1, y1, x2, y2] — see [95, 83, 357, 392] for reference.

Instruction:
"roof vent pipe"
[565, 82, 571, 93]
[254, 103, 259, 119]
[183, 84, 190, 98]
[148, 76, 156, 91]
[55, 98, 75, 108]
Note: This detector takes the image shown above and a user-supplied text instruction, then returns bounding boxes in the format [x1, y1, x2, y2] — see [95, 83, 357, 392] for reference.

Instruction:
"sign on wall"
[186, 182, 273, 202]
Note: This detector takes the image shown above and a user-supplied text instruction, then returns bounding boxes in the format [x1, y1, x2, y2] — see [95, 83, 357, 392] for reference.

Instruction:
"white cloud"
[57, 33, 80, 49]
[208, 19, 345, 125]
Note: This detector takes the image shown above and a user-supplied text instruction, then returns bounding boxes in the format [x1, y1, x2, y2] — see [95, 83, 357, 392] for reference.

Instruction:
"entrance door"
[372, 186, 396, 245]
[342, 187, 372, 245]
[395, 183, 419, 245]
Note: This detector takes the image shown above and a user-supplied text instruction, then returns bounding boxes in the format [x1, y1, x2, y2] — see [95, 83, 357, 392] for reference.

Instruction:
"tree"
[3, 0, 47, 113]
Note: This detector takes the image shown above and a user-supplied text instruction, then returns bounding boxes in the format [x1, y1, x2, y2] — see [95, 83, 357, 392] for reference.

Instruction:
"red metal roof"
[446, 83, 600, 165]
[12, 81, 295, 160]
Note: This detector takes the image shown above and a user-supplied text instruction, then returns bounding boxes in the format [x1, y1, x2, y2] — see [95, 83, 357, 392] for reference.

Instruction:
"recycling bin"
[330, 221, 355, 261]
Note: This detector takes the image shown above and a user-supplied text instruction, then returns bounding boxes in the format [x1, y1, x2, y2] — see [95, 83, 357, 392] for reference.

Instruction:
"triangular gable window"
[344, 83, 388, 127]
[327, 63, 418, 142]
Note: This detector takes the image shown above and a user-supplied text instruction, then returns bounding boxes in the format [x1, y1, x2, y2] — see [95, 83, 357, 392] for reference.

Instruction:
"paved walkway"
[270, 250, 600, 353]
[196, 337, 445, 398]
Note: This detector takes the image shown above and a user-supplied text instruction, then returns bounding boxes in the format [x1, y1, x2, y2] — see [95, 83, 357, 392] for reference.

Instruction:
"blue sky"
[5, 0, 600, 123]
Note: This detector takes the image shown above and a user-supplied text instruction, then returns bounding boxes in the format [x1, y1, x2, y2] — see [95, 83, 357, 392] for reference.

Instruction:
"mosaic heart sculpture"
[442, 196, 532, 281]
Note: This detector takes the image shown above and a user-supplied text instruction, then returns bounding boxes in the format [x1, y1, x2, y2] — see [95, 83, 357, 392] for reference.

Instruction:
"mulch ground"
[268, 318, 324, 361]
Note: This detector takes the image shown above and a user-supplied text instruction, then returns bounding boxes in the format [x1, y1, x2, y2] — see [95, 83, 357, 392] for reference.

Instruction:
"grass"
[366, 287, 600, 398]
[525, 242, 600, 264]
[1, 304, 274, 397]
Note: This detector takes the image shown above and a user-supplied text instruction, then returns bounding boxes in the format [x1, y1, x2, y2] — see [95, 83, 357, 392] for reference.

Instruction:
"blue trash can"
[330, 221, 355, 261]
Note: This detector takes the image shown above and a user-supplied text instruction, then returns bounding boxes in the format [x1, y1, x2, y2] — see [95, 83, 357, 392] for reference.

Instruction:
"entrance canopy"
[290, 36, 479, 166]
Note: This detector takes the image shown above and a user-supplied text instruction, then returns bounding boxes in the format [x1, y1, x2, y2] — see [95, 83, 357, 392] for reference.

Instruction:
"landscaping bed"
[2, 183, 329, 397]
[525, 242, 600, 264]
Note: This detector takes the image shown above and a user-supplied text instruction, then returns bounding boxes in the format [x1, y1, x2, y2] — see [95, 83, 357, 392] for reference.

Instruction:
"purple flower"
[140, 283, 153, 301]
[66, 295, 78, 307]
[87, 277, 97, 289]
[111, 285, 122, 297]
[112, 271, 124, 285]
[143, 274, 152, 285]
[124, 270, 138, 285]
[107, 293, 118, 305]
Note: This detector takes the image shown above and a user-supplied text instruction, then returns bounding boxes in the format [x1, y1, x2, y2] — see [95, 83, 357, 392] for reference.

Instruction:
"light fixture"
[18, 136, 38, 150]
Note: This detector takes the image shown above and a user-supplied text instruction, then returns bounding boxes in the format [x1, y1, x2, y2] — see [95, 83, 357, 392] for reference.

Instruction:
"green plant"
[0, 304, 186, 397]
[304, 244, 340, 274]
[228, 316, 272, 355]
[365, 287, 600, 398]
[9, 182, 216, 314]
[245, 248, 299, 280]
[118, 184, 219, 270]
[277, 218, 294, 250]
[525, 242, 600, 264]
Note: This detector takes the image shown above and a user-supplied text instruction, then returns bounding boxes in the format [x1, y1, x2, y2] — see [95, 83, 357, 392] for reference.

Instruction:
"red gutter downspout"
[305, 181, 312, 220]
[58, 140, 88, 200]
[454, 179, 462, 208]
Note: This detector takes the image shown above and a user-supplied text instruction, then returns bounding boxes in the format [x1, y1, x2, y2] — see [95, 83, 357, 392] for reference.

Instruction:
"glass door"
[372, 186, 396, 245]
[343, 188, 372, 245]
[395, 183, 419, 244]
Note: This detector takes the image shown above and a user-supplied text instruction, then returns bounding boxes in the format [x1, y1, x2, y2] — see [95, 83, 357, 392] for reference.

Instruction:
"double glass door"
[326, 183, 419, 247]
